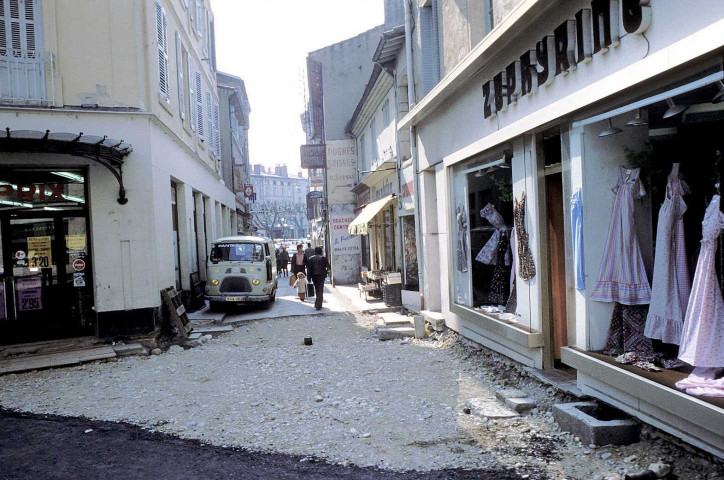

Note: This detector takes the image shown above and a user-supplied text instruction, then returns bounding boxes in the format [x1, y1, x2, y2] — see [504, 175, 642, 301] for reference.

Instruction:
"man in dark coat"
[306, 247, 329, 310]
[304, 242, 315, 259]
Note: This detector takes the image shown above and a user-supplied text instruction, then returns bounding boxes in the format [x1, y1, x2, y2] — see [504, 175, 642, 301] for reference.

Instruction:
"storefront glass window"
[573, 77, 724, 404]
[0, 170, 85, 212]
[452, 153, 513, 310]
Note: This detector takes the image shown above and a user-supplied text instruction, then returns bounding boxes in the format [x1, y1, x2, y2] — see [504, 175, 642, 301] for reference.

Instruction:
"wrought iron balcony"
[0, 51, 55, 106]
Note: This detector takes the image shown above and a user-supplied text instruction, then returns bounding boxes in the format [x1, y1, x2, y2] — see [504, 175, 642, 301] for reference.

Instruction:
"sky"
[211, 0, 384, 177]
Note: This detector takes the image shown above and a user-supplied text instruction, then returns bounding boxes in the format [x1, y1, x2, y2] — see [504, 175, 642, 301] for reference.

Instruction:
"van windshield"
[211, 242, 264, 262]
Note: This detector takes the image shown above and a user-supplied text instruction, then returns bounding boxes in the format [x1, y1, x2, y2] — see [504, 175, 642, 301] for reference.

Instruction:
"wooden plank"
[161, 286, 191, 339]
[176, 305, 186, 316]
[0, 346, 116, 375]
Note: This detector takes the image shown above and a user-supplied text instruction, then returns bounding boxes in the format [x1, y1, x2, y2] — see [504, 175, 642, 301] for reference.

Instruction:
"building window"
[420, 0, 441, 95]
[213, 102, 220, 157]
[175, 32, 185, 120]
[155, 2, 170, 99]
[359, 133, 366, 170]
[452, 151, 515, 313]
[484, 0, 494, 35]
[195, 71, 204, 138]
[382, 99, 390, 127]
[205, 91, 213, 150]
[370, 119, 377, 161]
[194, 0, 203, 36]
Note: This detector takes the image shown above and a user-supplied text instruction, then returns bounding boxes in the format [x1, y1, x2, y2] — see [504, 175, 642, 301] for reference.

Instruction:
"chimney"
[275, 165, 288, 177]
[253, 164, 262, 174]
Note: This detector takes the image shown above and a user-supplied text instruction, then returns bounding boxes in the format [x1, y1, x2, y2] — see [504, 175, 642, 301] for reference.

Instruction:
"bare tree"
[251, 201, 308, 238]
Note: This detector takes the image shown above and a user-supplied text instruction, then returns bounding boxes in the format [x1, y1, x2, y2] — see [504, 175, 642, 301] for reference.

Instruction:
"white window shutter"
[175, 32, 185, 120]
[194, 0, 202, 35]
[2, 0, 38, 57]
[195, 71, 204, 138]
[156, 2, 169, 98]
[214, 102, 220, 158]
[205, 90, 213, 151]
[187, 53, 195, 131]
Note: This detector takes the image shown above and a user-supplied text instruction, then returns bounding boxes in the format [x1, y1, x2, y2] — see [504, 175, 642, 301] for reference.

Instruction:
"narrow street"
[1, 283, 720, 479]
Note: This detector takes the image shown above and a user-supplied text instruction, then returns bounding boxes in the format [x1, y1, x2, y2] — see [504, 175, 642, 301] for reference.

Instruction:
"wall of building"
[309, 26, 383, 142]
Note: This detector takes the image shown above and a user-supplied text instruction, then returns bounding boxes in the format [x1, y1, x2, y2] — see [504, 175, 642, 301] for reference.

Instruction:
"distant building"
[249, 165, 309, 239]
[217, 71, 253, 234]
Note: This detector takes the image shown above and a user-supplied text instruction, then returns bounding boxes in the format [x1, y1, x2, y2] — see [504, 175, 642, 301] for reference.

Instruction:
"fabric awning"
[348, 194, 395, 236]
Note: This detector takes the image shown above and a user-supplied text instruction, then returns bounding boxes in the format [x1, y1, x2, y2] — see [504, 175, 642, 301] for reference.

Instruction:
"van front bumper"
[205, 294, 270, 303]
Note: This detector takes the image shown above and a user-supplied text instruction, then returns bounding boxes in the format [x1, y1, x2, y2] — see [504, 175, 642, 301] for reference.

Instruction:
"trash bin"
[382, 282, 402, 307]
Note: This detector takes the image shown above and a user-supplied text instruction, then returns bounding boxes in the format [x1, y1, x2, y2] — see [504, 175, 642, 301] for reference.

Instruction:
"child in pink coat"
[293, 272, 309, 301]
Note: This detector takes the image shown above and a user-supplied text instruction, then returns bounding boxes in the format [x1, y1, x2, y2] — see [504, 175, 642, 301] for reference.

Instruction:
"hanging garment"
[645, 164, 690, 345]
[504, 227, 518, 313]
[570, 189, 585, 290]
[603, 302, 655, 361]
[456, 205, 469, 272]
[591, 167, 652, 305]
[678, 194, 724, 367]
[475, 203, 510, 265]
[675, 367, 724, 398]
[488, 230, 510, 305]
[514, 193, 536, 280]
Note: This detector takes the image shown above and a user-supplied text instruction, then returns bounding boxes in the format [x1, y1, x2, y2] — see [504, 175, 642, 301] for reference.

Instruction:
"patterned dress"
[570, 189, 585, 290]
[591, 167, 651, 305]
[644, 164, 690, 344]
[456, 205, 469, 273]
[678, 195, 724, 367]
[514, 193, 536, 280]
[475, 203, 509, 265]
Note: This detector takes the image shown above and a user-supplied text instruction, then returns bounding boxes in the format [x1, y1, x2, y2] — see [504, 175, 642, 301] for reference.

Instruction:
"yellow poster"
[27, 236, 52, 269]
[66, 234, 86, 251]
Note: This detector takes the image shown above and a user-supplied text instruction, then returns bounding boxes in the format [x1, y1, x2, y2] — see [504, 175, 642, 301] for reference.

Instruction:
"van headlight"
[211, 279, 219, 286]
[252, 278, 260, 286]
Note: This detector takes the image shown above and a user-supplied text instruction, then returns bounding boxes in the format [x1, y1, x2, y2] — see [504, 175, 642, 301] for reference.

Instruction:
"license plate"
[225, 296, 246, 302]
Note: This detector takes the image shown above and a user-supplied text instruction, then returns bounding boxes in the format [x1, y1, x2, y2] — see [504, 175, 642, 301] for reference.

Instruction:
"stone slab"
[413, 315, 425, 339]
[466, 397, 518, 419]
[188, 332, 203, 340]
[552, 402, 640, 446]
[377, 326, 415, 340]
[112, 343, 149, 357]
[187, 305, 226, 324]
[192, 325, 234, 335]
[378, 312, 411, 326]
[495, 388, 528, 401]
[505, 397, 537, 413]
[421, 310, 445, 331]
[0, 346, 116, 375]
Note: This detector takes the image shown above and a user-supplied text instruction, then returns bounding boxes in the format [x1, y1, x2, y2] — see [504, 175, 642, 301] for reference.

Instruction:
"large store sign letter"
[0, 183, 67, 202]
[482, 0, 651, 119]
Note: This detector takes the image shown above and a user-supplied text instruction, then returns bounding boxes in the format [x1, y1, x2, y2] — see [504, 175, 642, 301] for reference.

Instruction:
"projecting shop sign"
[300, 144, 326, 169]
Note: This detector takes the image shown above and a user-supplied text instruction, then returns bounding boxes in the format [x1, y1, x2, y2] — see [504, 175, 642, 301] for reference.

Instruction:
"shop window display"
[453, 152, 535, 323]
[583, 78, 724, 401]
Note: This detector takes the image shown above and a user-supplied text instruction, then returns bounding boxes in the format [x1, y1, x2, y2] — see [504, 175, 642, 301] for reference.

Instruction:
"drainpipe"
[404, 0, 425, 311]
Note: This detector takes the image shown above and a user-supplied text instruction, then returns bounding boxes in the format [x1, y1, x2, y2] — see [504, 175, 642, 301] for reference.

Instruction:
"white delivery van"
[204, 236, 278, 310]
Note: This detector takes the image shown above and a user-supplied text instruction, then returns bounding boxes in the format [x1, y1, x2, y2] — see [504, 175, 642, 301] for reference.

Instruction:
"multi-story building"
[249, 164, 309, 239]
[0, 0, 236, 344]
[302, 25, 384, 285]
[217, 71, 253, 235]
[399, 0, 724, 459]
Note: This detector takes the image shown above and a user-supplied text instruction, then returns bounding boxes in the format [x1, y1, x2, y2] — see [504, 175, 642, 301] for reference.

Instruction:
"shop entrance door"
[0, 214, 94, 345]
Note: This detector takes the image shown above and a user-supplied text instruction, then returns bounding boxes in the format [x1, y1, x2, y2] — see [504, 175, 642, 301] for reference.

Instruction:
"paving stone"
[466, 397, 518, 419]
[504, 396, 537, 413]
[376, 327, 415, 340]
[495, 388, 528, 401]
[112, 343, 149, 357]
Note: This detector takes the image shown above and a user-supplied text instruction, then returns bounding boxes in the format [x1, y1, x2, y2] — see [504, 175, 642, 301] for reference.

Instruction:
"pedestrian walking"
[304, 242, 315, 259]
[275, 248, 285, 277]
[280, 245, 289, 277]
[291, 243, 308, 277]
[293, 272, 308, 301]
[307, 246, 329, 310]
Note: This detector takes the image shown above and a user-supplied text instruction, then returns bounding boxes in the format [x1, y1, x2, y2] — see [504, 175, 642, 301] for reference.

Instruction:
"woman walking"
[290, 243, 308, 277]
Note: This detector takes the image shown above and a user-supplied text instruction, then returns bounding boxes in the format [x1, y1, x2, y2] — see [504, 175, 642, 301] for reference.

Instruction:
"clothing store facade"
[400, 0, 724, 458]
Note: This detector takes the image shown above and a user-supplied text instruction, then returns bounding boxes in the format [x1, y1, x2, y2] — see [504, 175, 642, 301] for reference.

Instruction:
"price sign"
[17, 277, 42, 311]
[27, 236, 52, 269]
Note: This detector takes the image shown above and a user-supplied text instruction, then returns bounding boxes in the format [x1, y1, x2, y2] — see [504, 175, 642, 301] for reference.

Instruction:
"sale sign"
[17, 277, 42, 311]
[27, 236, 52, 269]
